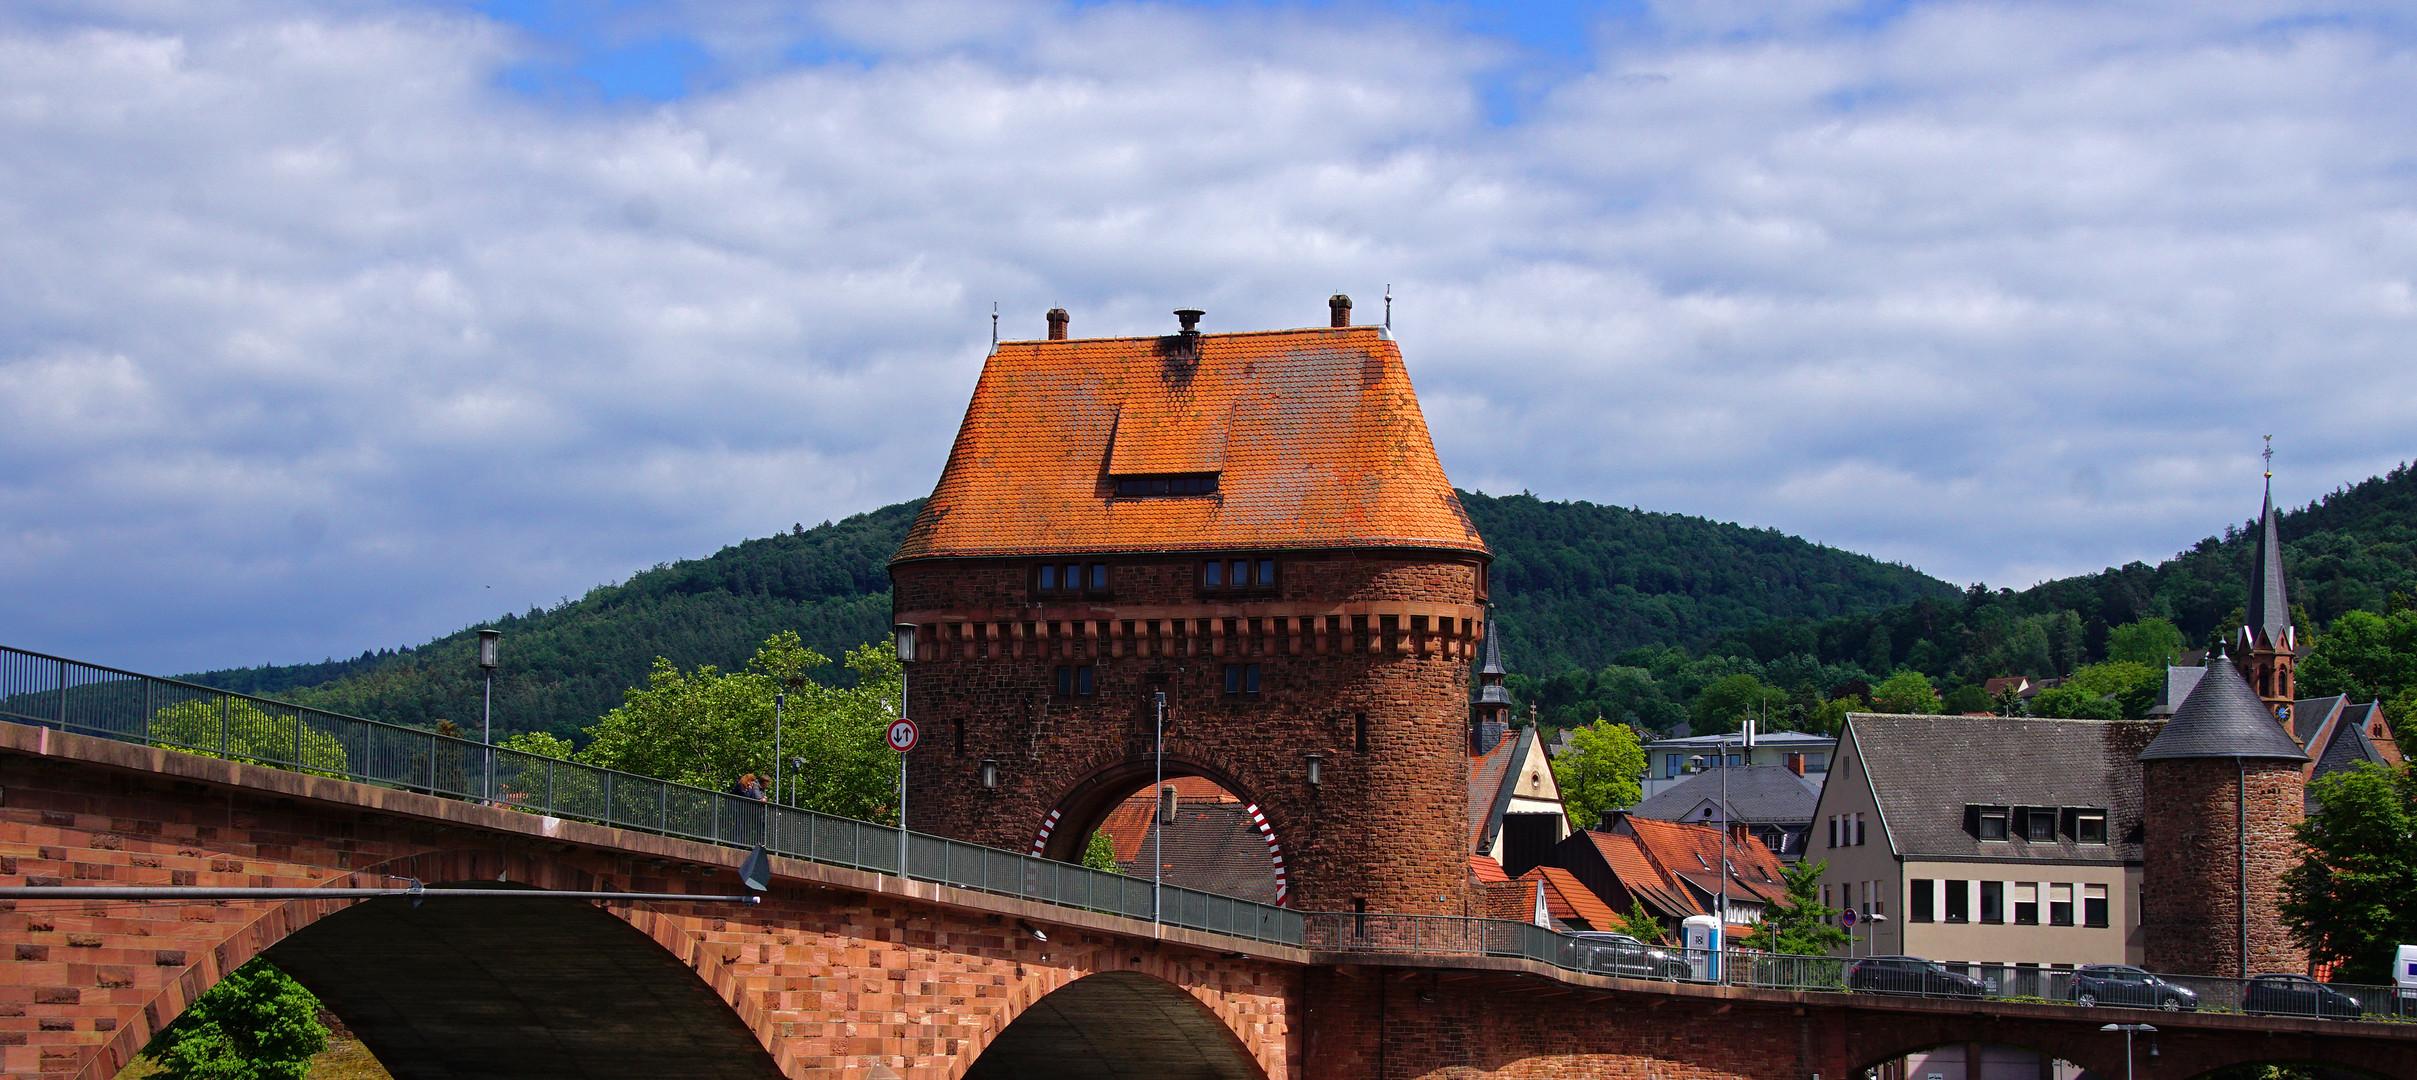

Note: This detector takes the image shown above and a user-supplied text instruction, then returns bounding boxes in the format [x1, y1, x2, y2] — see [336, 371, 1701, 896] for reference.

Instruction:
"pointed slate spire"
[1478, 608, 1508, 677]
[1476, 610, 1513, 707]
[2139, 652, 2309, 762]
[2245, 474, 2291, 651]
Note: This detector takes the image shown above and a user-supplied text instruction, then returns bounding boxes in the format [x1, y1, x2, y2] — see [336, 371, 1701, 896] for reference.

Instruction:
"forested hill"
[1461, 491, 1955, 672]
[183, 493, 1953, 740]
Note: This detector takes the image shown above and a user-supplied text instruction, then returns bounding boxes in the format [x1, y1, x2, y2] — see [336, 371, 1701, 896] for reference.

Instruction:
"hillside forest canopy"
[182, 463, 2417, 754]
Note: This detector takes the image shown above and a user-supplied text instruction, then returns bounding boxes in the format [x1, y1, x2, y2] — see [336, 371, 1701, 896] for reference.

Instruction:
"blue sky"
[3, 0, 2414, 675]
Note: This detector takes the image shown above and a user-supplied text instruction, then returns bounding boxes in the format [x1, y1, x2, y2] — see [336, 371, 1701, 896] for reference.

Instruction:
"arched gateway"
[890, 303, 1491, 915]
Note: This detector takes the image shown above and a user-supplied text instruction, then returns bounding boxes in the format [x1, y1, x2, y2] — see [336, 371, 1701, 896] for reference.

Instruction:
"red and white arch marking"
[1030, 798, 1290, 907]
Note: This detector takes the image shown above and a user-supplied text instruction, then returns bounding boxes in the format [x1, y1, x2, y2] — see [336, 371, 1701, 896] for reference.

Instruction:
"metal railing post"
[53, 658, 66, 727]
[544, 759, 555, 815]
[218, 695, 230, 755]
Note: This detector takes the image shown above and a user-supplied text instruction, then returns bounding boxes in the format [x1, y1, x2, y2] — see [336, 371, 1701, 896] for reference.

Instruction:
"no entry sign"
[886, 717, 919, 753]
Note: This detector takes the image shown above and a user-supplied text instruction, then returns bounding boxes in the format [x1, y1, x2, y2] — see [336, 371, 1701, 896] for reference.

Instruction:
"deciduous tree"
[1868, 670, 1938, 714]
[140, 958, 326, 1080]
[2282, 761, 2417, 985]
[1551, 718, 1648, 831]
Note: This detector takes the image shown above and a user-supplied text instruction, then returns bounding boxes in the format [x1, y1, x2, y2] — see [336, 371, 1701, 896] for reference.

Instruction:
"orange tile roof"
[1097, 777, 1243, 861]
[1581, 830, 1697, 919]
[1519, 866, 1619, 929]
[1469, 855, 1509, 883]
[893, 325, 1489, 561]
[1619, 817, 1791, 908]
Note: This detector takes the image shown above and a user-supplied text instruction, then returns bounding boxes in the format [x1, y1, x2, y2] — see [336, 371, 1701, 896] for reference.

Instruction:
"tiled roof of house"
[1577, 830, 1697, 919]
[1579, 816, 1791, 925]
[1629, 765, 1820, 826]
[1097, 777, 1240, 862]
[1845, 712, 2157, 862]
[1108, 793, 1278, 904]
[892, 323, 1488, 561]
[1468, 728, 1523, 849]
[1515, 866, 1619, 929]
[2138, 656, 2309, 762]
[1469, 855, 1509, 883]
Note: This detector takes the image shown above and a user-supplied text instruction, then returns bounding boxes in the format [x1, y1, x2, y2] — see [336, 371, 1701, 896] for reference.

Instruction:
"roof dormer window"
[1114, 473, 1218, 497]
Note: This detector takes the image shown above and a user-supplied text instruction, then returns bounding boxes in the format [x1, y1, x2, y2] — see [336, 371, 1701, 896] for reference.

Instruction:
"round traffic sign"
[886, 717, 919, 753]
[1840, 908, 1858, 929]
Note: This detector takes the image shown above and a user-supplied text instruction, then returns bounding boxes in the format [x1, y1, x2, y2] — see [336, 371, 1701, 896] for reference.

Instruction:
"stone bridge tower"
[888, 303, 1491, 915]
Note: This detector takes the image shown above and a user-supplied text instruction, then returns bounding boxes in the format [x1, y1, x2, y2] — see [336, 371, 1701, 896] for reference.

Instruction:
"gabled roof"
[2139, 656, 2309, 762]
[1607, 816, 1790, 911]
[1629, 765, 1820, 825]
[2307, 701, 2402, 812]
[1576, 829, 1698, 920]
[1468, 730, 1521, 849]
[892, 324, 1489, 561]
[2245, 482, 2292, 649]
[1469, 854, 1510, 883]
[1512, 866, 1619, 929]
[1844, 712, 2156, 862]
[2148, 664, 2207, 717]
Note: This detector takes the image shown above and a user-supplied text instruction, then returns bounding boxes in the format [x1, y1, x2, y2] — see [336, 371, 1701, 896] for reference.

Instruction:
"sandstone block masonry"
[892, 549, 1486, 916]
[2140, 757, 2308, 978]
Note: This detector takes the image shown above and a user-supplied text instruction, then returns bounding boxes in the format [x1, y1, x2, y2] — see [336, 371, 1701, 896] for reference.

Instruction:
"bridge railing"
[0, 645, 1303, 947]
[1304, 914, 2408, 1022]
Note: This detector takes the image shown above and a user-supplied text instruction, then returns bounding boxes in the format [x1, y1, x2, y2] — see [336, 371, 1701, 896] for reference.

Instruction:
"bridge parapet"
[0, 644, 1299, 946]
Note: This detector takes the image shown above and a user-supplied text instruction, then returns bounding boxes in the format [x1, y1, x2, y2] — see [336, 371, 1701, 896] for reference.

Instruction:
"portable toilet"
[1681, 914, 1722, 982]
[2397, 944, 2417, 1014]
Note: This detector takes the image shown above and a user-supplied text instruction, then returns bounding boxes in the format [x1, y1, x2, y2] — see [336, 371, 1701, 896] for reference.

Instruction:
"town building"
[889, 302, 1493, 915]
[1808, 713, 2153, 970]
[1093, 777, 1281, 904]
[1636, 730, 1833, 801]
[1550, 814, 1790, 939]
[1627, 761, 1821, 861]
[1468, 619, 1570, 878]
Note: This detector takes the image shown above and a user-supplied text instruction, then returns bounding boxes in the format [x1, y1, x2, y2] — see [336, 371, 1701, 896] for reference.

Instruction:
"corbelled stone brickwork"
[2141, 757, 2309, 978]
[893, 551, 1485, 916]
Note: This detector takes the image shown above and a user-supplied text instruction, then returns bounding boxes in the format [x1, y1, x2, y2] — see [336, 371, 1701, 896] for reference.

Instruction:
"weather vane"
[2263, 434, 2273, 480]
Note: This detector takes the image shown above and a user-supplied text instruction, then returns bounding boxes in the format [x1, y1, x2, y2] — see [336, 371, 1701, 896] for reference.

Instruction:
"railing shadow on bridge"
[0, 645, 1301, 946]
[1303, 912, 2415, 1026]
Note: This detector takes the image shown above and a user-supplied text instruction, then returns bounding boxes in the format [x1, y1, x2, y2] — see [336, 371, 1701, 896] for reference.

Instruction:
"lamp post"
[893, 624, 916, 875]
[476, 629, 500, 803]
[2100, 1023, 2155, 1080]
[1164, 691, 1174, 927]
[772, 680, 787, 807]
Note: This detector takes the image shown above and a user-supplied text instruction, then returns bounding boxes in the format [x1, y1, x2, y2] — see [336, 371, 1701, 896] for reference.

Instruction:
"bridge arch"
[1029, 751, 1291, 904]
[83, 848, 779, 1080]
[962, 970, 1271, 1080]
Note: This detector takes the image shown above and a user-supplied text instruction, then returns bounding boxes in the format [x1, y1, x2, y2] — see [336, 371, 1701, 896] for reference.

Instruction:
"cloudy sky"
[4, 0, 2413, 675]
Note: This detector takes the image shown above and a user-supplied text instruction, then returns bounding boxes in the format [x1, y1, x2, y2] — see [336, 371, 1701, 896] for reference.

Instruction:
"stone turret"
[2138, 653, 2310, 978]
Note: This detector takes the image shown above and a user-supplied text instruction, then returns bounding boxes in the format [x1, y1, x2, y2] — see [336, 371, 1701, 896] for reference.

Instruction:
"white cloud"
[0, 0, 2412, 675]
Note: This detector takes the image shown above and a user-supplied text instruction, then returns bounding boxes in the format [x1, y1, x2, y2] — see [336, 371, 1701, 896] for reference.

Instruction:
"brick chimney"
[1046, 308, 1068, 340]
[1329, 293, 1351, 327]
[1786, 752, 1804, 776]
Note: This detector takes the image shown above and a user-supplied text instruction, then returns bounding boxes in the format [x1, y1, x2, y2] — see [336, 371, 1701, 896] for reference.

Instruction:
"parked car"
[2242, 974, 2365, 1019]
[2069, 965, 2199, 1011]
[1567, 932, 1690, 980]
[1847, 956, 1989, 998]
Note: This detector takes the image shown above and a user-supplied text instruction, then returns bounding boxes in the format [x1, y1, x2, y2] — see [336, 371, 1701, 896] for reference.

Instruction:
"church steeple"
[1472, 608, 1514, 753]
[2238, 437, 2297, 711]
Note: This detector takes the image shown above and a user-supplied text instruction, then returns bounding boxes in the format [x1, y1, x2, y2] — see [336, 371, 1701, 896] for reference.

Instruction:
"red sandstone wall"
[891, 552, 1484, 916]
[2140, 757, 2308, 978]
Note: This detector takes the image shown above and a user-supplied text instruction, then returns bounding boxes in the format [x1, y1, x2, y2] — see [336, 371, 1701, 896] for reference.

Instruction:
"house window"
[2075, 810, 2108, 844]
[1113, 473, 1218, 497]
[2084, 884, 2110, 927]
[1943, 880, 1970, 923]
[1804, 752, 1828, 772]
[2025, 809, 2056, 841]
[1827, 816, 1838, 849]
[2049, 883, 2074, 926]
[1980, 880, 2004, 924]
[1037, 563, 1107, 595]
[2014, 883, 2039, 925]
[1054, 665, 1095, 697]
[1223, 663, 1261, 698]
[1977, 806, 2010, 841]
[1202, 556, 1276, 593]
[1854, 813, 1867, 846]
[1909, 879, 1934, 922]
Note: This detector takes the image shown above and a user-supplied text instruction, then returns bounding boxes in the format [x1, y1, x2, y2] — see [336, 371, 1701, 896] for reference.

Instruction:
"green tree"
[1939, 685, 1992, 714]
[2281, 762, 2417, 985]
[1809, 694, 1862, 735]
[1609, 899, 1668, 944]
[501, 730, 575, 759]
[1691, 673, 1787, 735]
[1742, 859, 1850, 955]
[1868, 670, 1938, 714]
[2059, 660, 2163, 719]
[1551, 718, 1648, 831]
[140, 958, 326, 1080]
[1083, 831, 1123, 873]
[2107, 617, 2188, 668]
[148, 699, 348, 778]
[577, 633, 903, 822]
[2027, 684, 2122, 720]
[2301, 609, 2417, 709]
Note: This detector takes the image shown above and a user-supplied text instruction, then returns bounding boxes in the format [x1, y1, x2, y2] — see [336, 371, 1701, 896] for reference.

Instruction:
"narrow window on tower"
[1038, 564, 1057, 591]
[1089, 563, 1108, 591]
[1076, 666, 1095, 696]
[1222, 663, 1261, 698]
[1055, 666, 1073, 697]
[1203, 559, 1222, 588]
[953, 716, 965, 756]
[1113, 473, 1219, 497]
[1355, 712, 1369, 753]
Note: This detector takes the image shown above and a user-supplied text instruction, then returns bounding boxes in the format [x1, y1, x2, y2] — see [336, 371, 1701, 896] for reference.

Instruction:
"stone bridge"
[5, 720, 2412, 1080]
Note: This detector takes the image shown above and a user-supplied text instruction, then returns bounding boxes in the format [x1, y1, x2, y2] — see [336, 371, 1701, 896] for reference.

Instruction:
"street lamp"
[979, 758, 999, 790]
[1152, 690, 1166, 927]
[1304, 751, 1324, 787]
[476, 629, 500, 803]
[2100, 1023, 2155, 1080]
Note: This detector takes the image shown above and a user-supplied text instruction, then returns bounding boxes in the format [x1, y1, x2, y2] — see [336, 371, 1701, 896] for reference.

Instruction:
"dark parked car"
[1568, 932, 1690, 980]
[1847, 956, 1989, 998]
[2242, 974, 2365, 1019]
[2069, 965, 2199, 1011]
